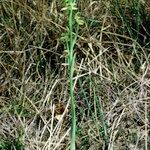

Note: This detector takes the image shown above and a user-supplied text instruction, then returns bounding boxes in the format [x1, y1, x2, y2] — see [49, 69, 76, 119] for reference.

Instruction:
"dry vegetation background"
[0, 0, 150, 150]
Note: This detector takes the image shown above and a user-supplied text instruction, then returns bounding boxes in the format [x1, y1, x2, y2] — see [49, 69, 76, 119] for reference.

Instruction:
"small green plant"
[62, 0, 83, 149]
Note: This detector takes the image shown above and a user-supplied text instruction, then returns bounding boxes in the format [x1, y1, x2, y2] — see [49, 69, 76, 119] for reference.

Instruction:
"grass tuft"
[0, 0, 150, 149]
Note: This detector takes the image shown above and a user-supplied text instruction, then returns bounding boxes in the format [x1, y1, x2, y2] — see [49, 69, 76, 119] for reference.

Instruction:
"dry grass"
[0, 0, 150, 150]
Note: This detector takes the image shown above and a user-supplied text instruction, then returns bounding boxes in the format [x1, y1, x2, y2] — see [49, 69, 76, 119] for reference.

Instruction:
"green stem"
[68, 1, 76, 150]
